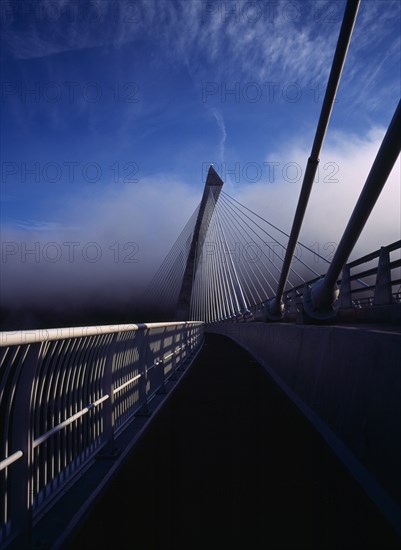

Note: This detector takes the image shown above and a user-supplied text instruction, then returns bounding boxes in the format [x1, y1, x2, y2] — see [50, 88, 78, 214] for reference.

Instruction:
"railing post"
[289, 289, 298, 315]
[170, 330, 178, 381]
[178, 324, 189, 371]
[99, 333, 117, 456]
[339, 264, 353, 309]
[138, 328, 150, 416]
[9, 342, 41, 546]
[156, 360, 166, 394]
[373, 246, 393, 305]
[157, 327, 167, 395]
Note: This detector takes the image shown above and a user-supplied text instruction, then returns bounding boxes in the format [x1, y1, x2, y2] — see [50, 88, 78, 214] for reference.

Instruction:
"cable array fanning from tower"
[148, 181, 338, 323]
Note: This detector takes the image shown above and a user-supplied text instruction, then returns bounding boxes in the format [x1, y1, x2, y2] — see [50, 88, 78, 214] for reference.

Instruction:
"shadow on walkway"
[70, 334, 400, 549]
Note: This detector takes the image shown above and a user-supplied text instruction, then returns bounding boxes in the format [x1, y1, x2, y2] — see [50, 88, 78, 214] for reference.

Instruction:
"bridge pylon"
[175, 165, 223, 320]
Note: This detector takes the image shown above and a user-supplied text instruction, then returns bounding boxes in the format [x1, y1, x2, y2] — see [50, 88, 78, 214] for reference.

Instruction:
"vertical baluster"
[10, 343, 41, 545]
[100, 333, 117, 455]
[373, 246, 393, 306]
[339, 264, 353, 309]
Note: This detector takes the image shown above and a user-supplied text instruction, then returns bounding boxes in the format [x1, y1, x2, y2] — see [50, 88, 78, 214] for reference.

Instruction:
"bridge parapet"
[247, 240, 401, 325]
[0, 321, 203, 548]
[208, 322, 401, 535]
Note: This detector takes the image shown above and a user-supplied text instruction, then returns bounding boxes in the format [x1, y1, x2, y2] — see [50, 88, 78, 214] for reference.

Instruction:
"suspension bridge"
[1, 0, 401, 548]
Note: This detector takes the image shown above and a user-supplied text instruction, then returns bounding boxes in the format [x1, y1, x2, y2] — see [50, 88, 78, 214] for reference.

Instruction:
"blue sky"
[0, 0, 400, 324]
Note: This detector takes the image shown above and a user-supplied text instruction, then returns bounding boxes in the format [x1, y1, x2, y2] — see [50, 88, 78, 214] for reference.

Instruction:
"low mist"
[1, 129, 399, 330]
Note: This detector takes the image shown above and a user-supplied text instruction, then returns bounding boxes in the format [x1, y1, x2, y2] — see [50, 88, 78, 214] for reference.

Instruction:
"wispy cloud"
[3, 1, 398, 121]
[3, 1, 398, 116]
[13, 219, 66, 232]
[0, 1, 339, 84]
[210, 107, 227, 163]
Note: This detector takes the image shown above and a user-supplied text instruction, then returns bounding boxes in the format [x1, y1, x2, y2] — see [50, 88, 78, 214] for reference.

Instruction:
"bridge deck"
[70, 333, 399, 549]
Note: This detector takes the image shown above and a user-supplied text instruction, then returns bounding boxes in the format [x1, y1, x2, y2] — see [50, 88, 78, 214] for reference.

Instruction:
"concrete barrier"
[207, 322, 401, 533]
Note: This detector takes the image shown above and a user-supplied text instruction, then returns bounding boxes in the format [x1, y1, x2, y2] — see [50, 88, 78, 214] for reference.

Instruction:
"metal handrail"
[347, 239, 401, 268]
[0, 451, 24, 472]
[32, 395, 110, 449]
[0, 321, 198, 347]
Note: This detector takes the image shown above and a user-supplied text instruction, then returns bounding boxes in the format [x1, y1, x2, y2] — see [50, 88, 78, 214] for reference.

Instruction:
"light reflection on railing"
[0, 321, 203, 547]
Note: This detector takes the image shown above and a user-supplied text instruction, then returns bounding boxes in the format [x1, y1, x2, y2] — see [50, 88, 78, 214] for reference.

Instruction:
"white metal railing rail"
[0, 321, 203, 547]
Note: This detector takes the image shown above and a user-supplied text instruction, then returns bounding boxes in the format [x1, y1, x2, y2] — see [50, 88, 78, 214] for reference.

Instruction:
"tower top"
[206, 165, 224, 187]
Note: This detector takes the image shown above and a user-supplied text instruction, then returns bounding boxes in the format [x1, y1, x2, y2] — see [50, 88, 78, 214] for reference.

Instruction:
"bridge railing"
[344, 241, 401, 307]
[0, 321, 203, 547]
[282, 240, 401, 316]
[244, 240, 401, 322]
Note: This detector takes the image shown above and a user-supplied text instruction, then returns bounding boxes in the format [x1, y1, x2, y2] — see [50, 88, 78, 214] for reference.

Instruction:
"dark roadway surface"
[70, 334, 400, 549]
